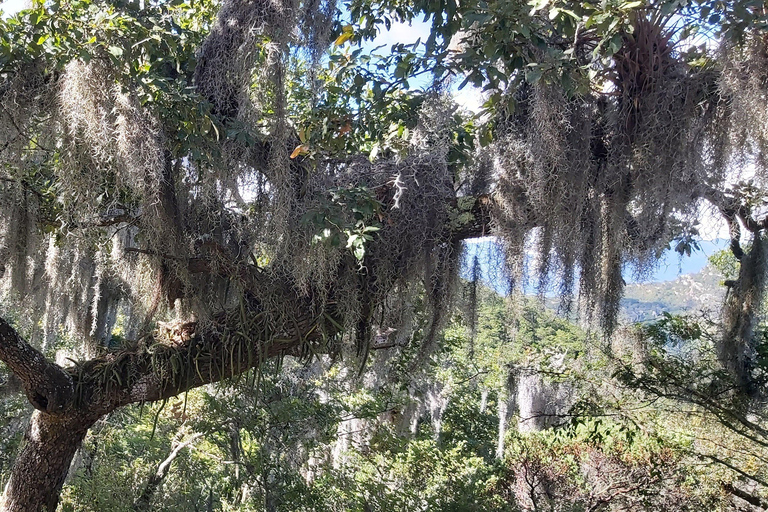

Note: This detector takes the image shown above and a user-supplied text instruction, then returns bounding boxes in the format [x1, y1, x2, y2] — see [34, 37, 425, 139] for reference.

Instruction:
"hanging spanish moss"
[719, 33, 768, 174]
[0, 0, 461, 377]
[1, 1, 767, 377]
[489, 14, 734, 332]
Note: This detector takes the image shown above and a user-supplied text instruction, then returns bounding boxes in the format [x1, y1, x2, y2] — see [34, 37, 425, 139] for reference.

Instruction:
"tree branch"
[450, 194, 494, 241]
[700, 185, 746, 260]
[0, 318, 74, 413]
[134, 432, 204, 511]
[722, 482, 768, 510]
[0, 188, 494, 418]
[71, 283, 338, 415]
[700, 184, 768, 260]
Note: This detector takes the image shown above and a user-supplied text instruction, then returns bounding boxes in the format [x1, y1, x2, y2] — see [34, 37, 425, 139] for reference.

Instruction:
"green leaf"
[525, 67, 542, 84]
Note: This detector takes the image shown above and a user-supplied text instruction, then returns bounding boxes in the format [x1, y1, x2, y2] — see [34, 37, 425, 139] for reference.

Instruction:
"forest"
[0, 0, 766, 510]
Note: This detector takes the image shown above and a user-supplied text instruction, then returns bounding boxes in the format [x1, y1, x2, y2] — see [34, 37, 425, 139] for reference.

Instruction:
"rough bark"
[722, 482, 768, 510]
[0, 318, 73, 413]
[2, 411, 95, 512]
[720, 234, 768, 393]
[0, 285, 326, 511]
[701, 185, 768, 393]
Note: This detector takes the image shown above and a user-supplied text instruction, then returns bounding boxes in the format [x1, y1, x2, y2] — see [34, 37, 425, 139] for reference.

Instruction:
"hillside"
[621, 265, 726, 323]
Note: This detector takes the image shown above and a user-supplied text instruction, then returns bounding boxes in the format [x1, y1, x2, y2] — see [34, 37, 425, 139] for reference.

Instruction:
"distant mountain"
[462, 237, 730, 323]
[621, 265, 726, 323]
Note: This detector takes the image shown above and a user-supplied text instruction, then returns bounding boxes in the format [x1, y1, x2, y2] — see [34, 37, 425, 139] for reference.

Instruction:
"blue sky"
[462, 237, 729, 297]
[362, 17, 486, 112]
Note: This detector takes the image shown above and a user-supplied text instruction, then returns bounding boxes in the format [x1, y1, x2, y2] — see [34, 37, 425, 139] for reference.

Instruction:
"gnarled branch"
[0, 318, 73, 413]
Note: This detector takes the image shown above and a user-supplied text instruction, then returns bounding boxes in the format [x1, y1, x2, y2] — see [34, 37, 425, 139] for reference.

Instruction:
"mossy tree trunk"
[0, 195, 492, 511]
[720, 234, 768, 393]
[702, 186, 768, 393]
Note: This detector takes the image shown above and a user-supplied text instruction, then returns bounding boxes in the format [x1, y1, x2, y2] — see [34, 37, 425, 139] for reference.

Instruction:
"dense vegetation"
[0, 0, 767, 509]
[4, 278, 767, 510]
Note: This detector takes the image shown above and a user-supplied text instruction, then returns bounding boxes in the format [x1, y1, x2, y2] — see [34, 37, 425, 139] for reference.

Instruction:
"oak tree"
[0, 0, 766, 509]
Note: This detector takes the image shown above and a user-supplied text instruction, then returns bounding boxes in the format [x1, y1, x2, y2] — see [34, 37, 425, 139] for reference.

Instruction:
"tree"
[0, 0, 767, 509]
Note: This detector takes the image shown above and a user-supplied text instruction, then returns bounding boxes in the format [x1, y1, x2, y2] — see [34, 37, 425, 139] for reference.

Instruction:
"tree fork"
[0, 195, 493, 510]
[0, 275, 348, 511]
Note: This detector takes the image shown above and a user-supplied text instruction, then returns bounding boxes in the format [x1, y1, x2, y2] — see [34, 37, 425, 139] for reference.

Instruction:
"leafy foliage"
[1, 0, 768, 509]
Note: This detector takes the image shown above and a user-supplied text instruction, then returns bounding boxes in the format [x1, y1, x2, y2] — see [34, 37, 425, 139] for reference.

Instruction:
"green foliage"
[644, 312, 704, 347]
[343, 0, 767, 103]
[501, 417, 723, 511]
[0, 0, 219, 155]
[0, 283, 760, 511]
[612, 314, 768, 498]
[314, 434, 506, 511]
[301, 186, 382, 262]
[60, 359, 341, 511]
[439, 386, 498, 461]
[709, 248, 741, 282]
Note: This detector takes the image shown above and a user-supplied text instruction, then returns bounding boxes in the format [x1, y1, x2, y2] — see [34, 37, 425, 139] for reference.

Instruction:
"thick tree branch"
[0, 318, 73, 413]
[700, 184, 768, 260]
[450, 194, 494, 241]
[0, 189, 495, 419]
[70, 283, 336, 415]
[0, 279, 322, 511]
[700, 186, 746, 259]
[722, 482, 768, 510]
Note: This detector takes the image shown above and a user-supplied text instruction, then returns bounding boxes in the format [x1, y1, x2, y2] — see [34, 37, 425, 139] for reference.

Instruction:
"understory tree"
[0, 0, 767, 509]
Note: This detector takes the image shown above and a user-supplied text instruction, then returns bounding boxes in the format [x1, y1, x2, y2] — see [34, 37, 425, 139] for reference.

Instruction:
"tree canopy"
[0, 0, 767, 509]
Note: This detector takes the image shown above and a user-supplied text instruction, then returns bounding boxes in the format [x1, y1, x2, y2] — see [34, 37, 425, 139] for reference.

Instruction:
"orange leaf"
[290, 144, 309, 159]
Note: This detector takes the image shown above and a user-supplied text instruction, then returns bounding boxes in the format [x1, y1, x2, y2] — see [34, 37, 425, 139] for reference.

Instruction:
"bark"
[723, 482, 768, 510]
[0, 318, 73, 413]
[719, 234, 768, 393]
[2, 411, 96, 512]
[701, 185, 768, 393]
[0, 288, 323, 511]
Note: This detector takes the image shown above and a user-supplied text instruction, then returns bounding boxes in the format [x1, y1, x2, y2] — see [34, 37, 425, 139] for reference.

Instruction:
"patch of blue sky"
[357, 16, 485, 112]
[461, 236, 729, 297]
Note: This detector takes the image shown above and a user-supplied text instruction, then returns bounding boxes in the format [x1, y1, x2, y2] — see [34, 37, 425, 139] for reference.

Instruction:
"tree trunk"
[2, 411, 95, 512]
[719, 234, 767, 393]
[0, 291, 326, 511]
